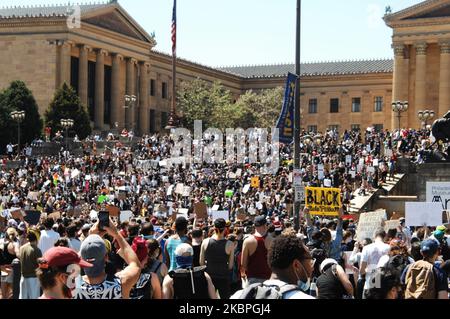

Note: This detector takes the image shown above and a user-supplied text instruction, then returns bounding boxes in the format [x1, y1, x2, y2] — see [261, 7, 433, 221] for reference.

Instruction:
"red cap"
[132, 237, 148, 263]
[40, 247, 93, 269]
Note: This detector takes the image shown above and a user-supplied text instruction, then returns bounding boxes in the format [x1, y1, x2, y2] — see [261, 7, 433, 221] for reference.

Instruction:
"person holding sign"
[241, 216, 273, 286]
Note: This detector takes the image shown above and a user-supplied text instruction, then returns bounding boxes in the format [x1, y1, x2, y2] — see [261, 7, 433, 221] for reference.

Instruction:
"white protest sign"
[89, 210, 98, 220]
[174, 183, 184, 195]
[71, 169, 80, 179]
[120, 210, 134, 222]
[210, 210, 229, 221]
[373, 159, 379, 167]
[256, 202, 263, 210]
[177, 208, 189, 219]
[211, 205, 220, 211]
[323, 178, 332, 188]
[384, 220, 400, 232]
[405, 202, 443, 227]
[427, 182, 450, 211]
[350, 170, 356, 178]
[167, 185, 174, 196]
[293, 169, 302, 187]
[182, 186, 191, 197]
[318, 164, 325, 180]
[345, 155, 352, 166]
[242, 184, 250, 194]
[356, 210, 387, 241]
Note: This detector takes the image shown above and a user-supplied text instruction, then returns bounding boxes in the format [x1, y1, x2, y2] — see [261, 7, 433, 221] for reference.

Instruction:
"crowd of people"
[0, 126, 448, 299]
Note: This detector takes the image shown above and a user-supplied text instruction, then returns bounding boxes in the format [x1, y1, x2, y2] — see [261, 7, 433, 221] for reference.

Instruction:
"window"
[162, 82, 168, 99]
[308, 99, 318, 114]
[328, 125, 339, 133]
[307, 125, 318, 133]
[351, 124, 360, 132]
[161, 111, 168, 128]
[374, 96, 383, 112]
[352, 98, 361, 112]
[373, 124, 384, 132]
[150, 79, 155, 96]
[330, 98, 339, 113]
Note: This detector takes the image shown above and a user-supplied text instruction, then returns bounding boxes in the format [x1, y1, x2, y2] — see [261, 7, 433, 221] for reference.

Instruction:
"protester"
[364, 267, 402, 299]
[19, 230, 42, 299]
[316, 258, 354, 299]
[231, 235, 315, 299]
[0, 227, 20, 299]
[36, 246, 93, 299]
[146, 238, 168, 285]
[162, 243, 217, 299]
[241, 215, 273, 286]
[165, 217, 191, 272]
[38, 218, 60, 255]
[73, 219, 141, 299]
[200, 218, 236, 299]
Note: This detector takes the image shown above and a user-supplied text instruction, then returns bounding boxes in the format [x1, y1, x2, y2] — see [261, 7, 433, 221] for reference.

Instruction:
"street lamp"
[391, 101, 409, 131]
[124, 95, 137, 131]
[10, 110, 25, 157]
[417, 110, 435, 129]
[60, 119, 74, 152]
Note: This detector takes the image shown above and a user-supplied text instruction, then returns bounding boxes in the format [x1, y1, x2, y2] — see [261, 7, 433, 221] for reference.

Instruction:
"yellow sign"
[251, 177, 260, 188]
[305, 187, 341, 216]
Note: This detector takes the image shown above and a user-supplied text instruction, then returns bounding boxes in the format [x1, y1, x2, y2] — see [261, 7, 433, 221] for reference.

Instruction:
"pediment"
[385, 0, 450, 25]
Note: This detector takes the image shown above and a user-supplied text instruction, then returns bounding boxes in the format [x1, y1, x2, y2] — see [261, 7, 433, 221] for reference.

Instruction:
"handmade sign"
[175, 183, 184, 195]
[426, 182, 450, 211]
[177, 208, 189, 219]
[27, 192, 39, 201]
[120, 210, 134, 222]
[405, 202, 443, 227]
[384, 220, 400, 232]
[194, 202, 208, 219]
[10, 208, 25, 220]
[242, 184, 250, 194]
[106, 205, 120, 217]
[305, 187, 341, 216]
[210, 210, 229, 221]
[251, 177, 260, 188]
[356, 210, 387, 242]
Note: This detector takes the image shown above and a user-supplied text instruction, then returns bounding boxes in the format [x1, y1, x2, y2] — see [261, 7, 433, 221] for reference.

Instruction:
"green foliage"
[0, 80, 43, 152]
[45, 83, 91, 139]
[177, 78, 283, 131]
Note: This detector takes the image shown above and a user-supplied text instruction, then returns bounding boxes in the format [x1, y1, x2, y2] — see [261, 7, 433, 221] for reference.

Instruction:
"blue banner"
[276, 72, 297, 144]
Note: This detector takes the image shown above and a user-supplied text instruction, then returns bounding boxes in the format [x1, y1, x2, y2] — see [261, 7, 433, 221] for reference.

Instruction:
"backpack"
[238, 283, 299, 300]
[405, 260, 436, 299]
[386, 254, 409, 278]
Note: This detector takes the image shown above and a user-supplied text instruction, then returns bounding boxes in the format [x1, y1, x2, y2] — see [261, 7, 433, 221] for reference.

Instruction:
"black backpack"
[238, 283, 299, 299]
[386, 254, 409, 277]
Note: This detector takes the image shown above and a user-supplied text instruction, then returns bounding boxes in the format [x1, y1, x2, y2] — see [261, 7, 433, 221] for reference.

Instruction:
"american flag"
[171, 0, 177, 56]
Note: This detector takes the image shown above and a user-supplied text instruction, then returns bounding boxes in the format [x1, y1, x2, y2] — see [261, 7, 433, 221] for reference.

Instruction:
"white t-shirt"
[38, 229, 61, 254]
[6, 144, 13, 153]
[361, 240, 390, 289]
[230, 279, 315, 300]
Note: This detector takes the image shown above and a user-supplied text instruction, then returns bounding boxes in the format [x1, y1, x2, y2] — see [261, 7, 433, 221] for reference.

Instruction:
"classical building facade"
[0, 0, 448, 135]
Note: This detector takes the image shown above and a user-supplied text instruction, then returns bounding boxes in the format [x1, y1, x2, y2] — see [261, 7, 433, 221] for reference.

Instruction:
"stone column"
[94, 49, 107, 130]
[58, 40, 72, 88]
[391, 43, 405, 130]
[111, 53, 124, 128]
[414, 42, 427, 129]
[126, 58, 137, 131]
[139, 62, 150, 135]
[78, 44, 90, 108]
[439, 41, 450, 118]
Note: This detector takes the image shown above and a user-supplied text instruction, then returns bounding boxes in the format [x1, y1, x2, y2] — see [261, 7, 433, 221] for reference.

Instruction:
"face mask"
[295, 261, 311, 292]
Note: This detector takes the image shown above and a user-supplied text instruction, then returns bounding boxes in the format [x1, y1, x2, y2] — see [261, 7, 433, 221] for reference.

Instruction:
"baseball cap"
[214, 218, 226, 230]
[433, 230, 445, 240]
[80, 235, 107, 277]
[436, 225, 447, 232]
[39, 246, 92, 269]
[420, 239, 439, 256]
[254, 215, 267, 227]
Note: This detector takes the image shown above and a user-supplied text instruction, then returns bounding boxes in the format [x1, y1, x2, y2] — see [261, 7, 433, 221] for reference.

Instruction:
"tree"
[234, 87, 284, 129]
[177, 79, 233, 130]
[0, 80, 43, 153]
[45, 83, 91, 139]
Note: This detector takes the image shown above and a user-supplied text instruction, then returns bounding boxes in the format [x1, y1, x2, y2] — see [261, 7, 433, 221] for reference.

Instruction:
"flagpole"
[166, 0, 177, 129]
[294, 0, 301, 231]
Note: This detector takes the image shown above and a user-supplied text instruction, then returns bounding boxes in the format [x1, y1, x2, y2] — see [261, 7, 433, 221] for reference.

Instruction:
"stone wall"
[416, 163, 450, 202]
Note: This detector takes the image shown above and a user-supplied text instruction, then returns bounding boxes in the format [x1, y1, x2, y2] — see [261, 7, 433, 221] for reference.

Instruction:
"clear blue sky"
[1, 0, 421, 66]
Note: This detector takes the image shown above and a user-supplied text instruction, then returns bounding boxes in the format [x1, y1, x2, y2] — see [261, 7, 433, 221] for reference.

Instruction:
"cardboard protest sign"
[175, 183, 184, 195]
[48, 212, 61, 220]
[27, 192, 39, 201]
[120, 210, 134, 222]
[10, 208, 25, 220]
[251, 177, 260, 188]
[305, 187, 341, 216]
[356, 210, 387, 241]
[210, 210, 229, 221]
[384, 220, 400, 232]
[106, 205, 120, 217]
[405, 202, 443, 227]
[24, 211, 41, 225]
[194, 202, 208, 219]
[236, 208, 247, 221]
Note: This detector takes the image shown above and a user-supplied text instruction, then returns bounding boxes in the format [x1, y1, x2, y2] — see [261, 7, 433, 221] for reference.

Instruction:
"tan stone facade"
[0, 1, 449, 135]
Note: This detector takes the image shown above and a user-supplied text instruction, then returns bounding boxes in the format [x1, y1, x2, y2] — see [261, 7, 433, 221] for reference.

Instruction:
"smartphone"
[98, 211, 109, 231]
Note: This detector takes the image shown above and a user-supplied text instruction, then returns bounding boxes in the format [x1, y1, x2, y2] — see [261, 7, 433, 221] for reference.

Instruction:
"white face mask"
[295, 261, 311, 292]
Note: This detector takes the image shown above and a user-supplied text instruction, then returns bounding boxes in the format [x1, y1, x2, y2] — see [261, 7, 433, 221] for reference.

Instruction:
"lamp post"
[417, 110, 435, 129]
[60, 119, 74, 152]
[124, 95, 137, 131]
[391, 101, 409, 131]
[10, 110, 25, 157]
